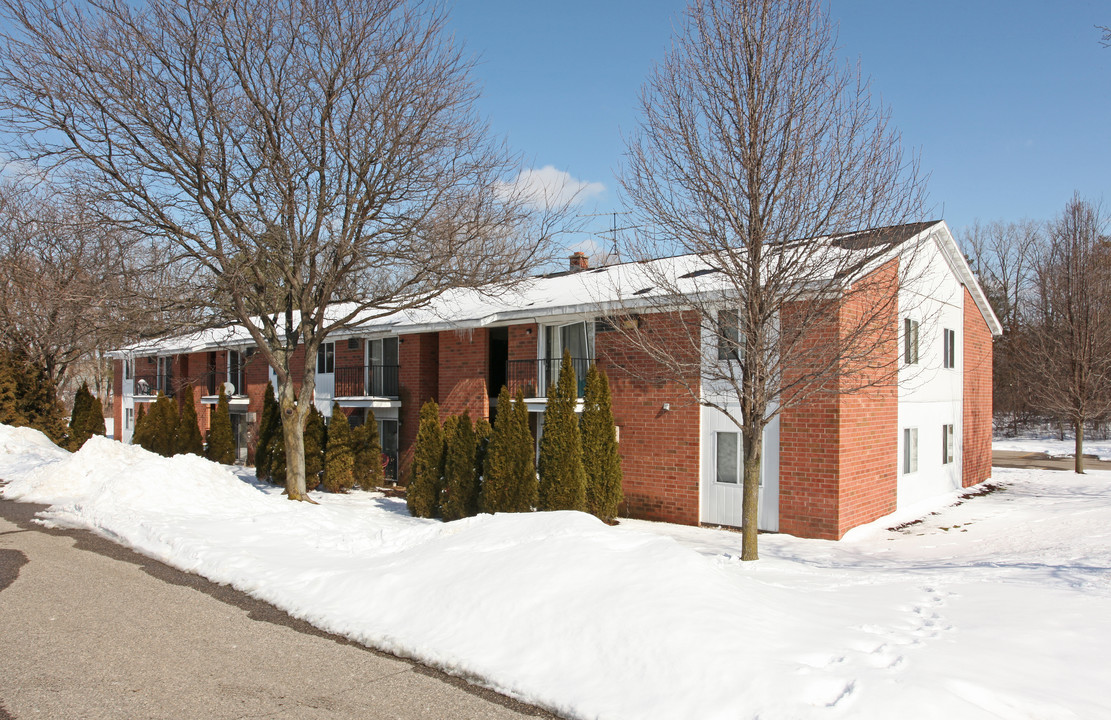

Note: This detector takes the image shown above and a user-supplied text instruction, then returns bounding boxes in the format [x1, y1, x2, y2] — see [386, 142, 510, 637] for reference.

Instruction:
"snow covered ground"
[991, 431, 1111, 461]
[1, 425, 1108, 719]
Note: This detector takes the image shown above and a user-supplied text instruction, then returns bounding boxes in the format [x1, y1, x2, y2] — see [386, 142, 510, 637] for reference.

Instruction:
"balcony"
[202, 370, 246, 397]
[133, 374, 174, 398]
[334, 365, 400, 398]
[506, 358, 591, 398]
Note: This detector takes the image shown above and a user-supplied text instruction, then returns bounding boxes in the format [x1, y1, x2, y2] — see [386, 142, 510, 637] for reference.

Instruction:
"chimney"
[569, 251, 589, 271]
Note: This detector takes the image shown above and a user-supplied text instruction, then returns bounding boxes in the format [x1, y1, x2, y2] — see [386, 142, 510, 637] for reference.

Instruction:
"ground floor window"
[125, 407, 133, 430]
[903, 427, 918, 474]
[715, 431, 740, 484]
[942, 424, 954, 464]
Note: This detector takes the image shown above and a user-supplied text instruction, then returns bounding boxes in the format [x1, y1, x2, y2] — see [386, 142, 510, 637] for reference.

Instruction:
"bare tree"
[615, 0, 924, 559]
[1023, 196, 1111, 473]
[0, 0, 565, 500]
[0, 178, 186, 403]
[960, 219, 1041, 434]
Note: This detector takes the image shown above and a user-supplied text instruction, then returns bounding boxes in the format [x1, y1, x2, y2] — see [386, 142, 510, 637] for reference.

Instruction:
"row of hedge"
[407, 354, 623, 524]
[131, 385, 236, 464]
[254, 382, 385, 492]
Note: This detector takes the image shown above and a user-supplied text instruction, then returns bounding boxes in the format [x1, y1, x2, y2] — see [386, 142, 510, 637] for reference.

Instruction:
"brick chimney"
[569, 251, 589, 271]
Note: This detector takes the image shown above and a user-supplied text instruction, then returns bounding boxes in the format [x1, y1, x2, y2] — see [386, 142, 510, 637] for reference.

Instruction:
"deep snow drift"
[1, 425, 1108, 719]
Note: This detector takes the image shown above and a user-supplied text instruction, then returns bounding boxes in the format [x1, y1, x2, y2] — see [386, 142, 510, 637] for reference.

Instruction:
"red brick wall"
[779, 258, 899, 540]
[334, 337, 363, 376]
[779, 303, 842, 539]
[508, 323, 538, 362]
[398, 332, 439, 482]
[963, 288, 994, 487]
[438, 328, 490, 421]
[834, 260, 899, 536]
[597, 311, 702, 525]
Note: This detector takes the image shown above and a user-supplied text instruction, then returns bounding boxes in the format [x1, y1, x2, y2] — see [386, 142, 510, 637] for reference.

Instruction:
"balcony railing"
[202, 370, 246, 397]
[506, 357, 591, 398]
[334, 365, 400, 398]
[133, 374, 174, 397]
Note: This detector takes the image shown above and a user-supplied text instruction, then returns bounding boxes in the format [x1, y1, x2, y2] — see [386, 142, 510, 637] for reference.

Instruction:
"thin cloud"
[501, 165, 606, 209]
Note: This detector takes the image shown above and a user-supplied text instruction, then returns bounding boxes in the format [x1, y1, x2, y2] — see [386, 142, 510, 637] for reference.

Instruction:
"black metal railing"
[505, 357, 591, 398]
[334, 365, 400, 398]
[202, 370, 246, 397]
[133, 374, 174, 397]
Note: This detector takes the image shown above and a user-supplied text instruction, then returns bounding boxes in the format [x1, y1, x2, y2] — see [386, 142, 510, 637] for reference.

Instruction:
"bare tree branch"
[0, 0, 569, 499]
[612, 0, 926, 559]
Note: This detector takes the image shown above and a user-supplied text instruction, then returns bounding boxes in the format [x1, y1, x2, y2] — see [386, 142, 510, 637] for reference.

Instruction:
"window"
[316, 342, 335, 374]
[942, 424, 954, 464]
[717, 309, 744, 361]
[904, 319, 919, 365]
[903, 428, 918, 474]
[715, 431, 740, 484]
[125, 408, 133, 430]
[943, 329, 956, 369]
[124, 359, 131, 380]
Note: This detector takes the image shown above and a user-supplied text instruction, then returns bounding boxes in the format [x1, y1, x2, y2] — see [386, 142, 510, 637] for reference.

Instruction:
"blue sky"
[448, 0, 1111, 250]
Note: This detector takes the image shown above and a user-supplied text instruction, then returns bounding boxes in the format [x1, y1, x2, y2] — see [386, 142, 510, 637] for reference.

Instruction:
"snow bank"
[3, 425, 1111, 719]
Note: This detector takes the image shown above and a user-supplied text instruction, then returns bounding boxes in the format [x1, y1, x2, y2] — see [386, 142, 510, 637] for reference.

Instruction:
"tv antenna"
[578, 211, 637, 264]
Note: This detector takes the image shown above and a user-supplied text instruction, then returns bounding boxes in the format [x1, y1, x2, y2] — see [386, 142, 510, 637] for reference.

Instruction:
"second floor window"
[717, 309, 743, 361]
[943, 328, 956, 369]
[317, 342, 335, 374]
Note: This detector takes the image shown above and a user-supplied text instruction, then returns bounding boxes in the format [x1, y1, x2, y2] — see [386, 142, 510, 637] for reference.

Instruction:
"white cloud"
[500, 165, 606, 209]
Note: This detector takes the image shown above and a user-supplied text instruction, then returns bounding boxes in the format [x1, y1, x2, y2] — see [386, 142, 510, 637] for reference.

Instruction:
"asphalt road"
[0, 497, 555, 720]
[991, 449, 1111, 471]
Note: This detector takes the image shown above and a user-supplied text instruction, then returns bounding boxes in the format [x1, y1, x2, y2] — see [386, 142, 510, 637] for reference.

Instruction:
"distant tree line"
[962, 195, 1111, 472]
[406, 353, 624, 524]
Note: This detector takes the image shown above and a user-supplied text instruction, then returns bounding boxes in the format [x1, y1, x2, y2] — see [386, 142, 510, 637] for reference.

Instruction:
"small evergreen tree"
[473, 416, 492, 504]
[132, 402, 148, 447]
[267, 425, 287, 485]
[481, 387, 536, 513]
[582, 364, 623, 523]
[323, 405, 355, 493]
[442, 412, 478, 521]
[352, 410, 384, 491]
[254, 381, 279, 480]
[0, 349, 66, 443]
[173, 385, 204, 456]
[68, 382, 99, 449]
[303, 405, 326, 490]
[206, 386, 236, 464]
[406, 400, 444, 518]
[141, 391, 178, 457]
[538, 351, 587, 512]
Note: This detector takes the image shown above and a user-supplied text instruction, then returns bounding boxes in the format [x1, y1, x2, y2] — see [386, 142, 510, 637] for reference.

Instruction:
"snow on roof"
[113, 220, 998, 356]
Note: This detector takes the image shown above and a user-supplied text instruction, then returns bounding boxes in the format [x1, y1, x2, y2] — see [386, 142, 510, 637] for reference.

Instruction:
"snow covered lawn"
[1, 426, 1108, 719]
[992, 432, 1111, 461]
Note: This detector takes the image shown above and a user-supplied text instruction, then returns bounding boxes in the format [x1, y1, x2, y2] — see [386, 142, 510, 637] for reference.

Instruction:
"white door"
[314, 342, 335, 416]
[700, 406, 779, 531]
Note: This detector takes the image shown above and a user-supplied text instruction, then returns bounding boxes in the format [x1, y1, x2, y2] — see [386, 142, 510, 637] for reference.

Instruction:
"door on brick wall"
[700, 407, 779, 531]
[314, 342, 335, 416]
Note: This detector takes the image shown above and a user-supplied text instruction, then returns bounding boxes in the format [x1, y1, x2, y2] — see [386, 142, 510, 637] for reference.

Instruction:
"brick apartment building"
[110, 221, 1000, 540]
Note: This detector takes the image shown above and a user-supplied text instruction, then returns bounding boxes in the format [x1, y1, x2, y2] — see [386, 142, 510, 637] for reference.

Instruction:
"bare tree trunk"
[741, 428, 763, 561]
[1074, 419, 1085, 474]
[277, 377, 311, 501]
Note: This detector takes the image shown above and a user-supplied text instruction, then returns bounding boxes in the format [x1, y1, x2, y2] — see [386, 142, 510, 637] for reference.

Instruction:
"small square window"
[904, 319, 919, 365]
[903, 427, 918, 474]
[943, 329, 956, 369]
[942, 424, 954, 464]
